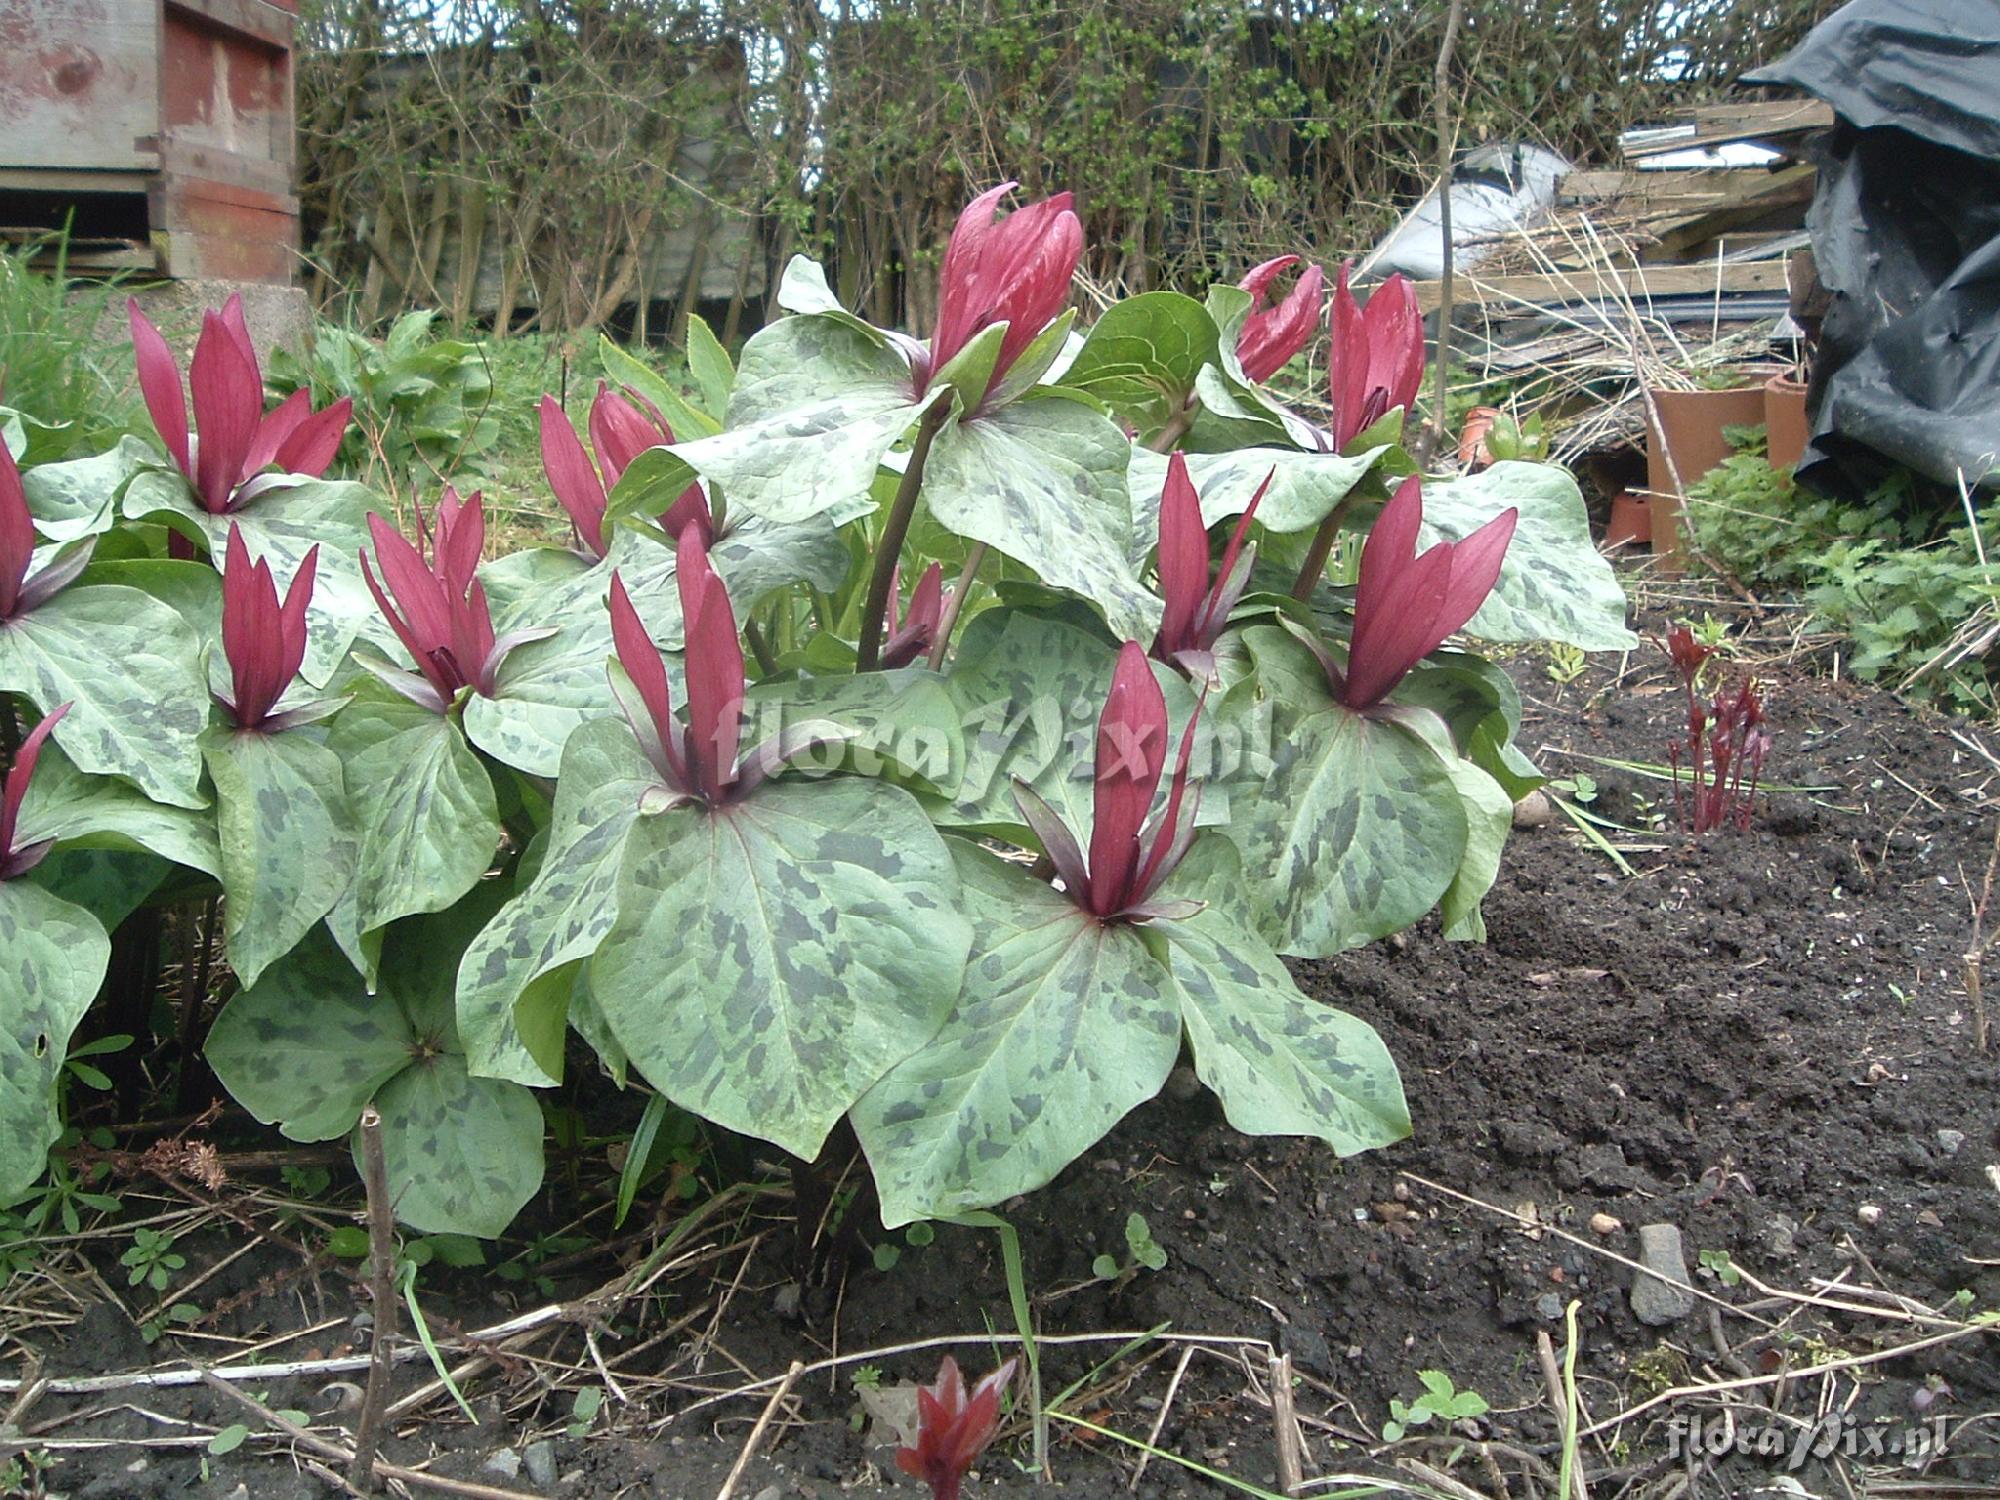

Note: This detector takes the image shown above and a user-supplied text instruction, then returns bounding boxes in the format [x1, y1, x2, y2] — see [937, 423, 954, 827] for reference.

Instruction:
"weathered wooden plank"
[1414, 261, 1789, 312]
[0, 1, 161, 171]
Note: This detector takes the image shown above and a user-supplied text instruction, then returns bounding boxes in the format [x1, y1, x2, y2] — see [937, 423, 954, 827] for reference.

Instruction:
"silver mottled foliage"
[1126, 443, 1383, 555]
[15, 737, 219, 876]
[591, 776, 971, 1161]
[0, 882, 110, 1202]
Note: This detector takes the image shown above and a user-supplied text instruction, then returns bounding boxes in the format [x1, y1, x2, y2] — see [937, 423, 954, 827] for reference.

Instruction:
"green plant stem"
[349, 1106, 396, 1493]
[1148, 395, 1199, 454]
[925, 543, 988, 671]
[856, 400, 950, 671]
[743, 616, 779, 677]
[1289, 494, 1357, 602]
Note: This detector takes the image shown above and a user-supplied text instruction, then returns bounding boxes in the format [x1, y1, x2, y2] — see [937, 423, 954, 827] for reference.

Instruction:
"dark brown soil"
[9, 610, 2000, 1500]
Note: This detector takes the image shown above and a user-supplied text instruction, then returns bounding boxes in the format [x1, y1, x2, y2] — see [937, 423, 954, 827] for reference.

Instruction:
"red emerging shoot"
[896, 1355, 1018, 1500]
[1660, 625, 1770, 834]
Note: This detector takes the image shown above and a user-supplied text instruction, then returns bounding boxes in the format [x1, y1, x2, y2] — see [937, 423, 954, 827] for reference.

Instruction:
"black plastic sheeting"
[1745, 0, 2000, 493]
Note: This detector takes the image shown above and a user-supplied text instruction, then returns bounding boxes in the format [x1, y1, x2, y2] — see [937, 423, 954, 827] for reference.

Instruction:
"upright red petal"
[926, 184, 1081, 400]
[221, 523, 281, 728]
[929, 183, 1017, 379]
[190, 311, 264, 513]
[589, 382, 671, 490]
[1369, 274, 1425, 419]
[243, 388, 312, 477]
[129, 301, 191, 479]
[1431, 506, 1518, 644]
[431, 487, 485, 601]
[454, 577, 499, 694]
[608, 571, 691, 792]
[270, 396, 352, 478]
[1087, 642, 1168, 917]
[1152, 453, 1208, 659]
[1237, 257, 1325, 384]
[0, 440, 32, 620]
[540, 395, 609, 559]
[1193, 467, 1271, 643]
[218, 293, 262, 389]
[675, 527, 745, 802]
[278, 544, 319, 688]
[1, 702, 69, 877]
[1325, 262, 1368, 449]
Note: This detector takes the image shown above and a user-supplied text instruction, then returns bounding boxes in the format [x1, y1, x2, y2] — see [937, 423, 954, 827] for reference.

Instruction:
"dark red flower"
[1324, 263, 1423, 451]
[879, 562, 947, 670]
[129, 295, 351, 514]
[918, 184, 1082, 403]
[0, 440, 92, 623]
[895, 1356, 1018, 1500]
[540, 385, 711, 560]
[0, 702, 70, 881]
[1336, 476, 1516, 710]
[1151, 453, 1270, 670]
[219, 523, 317, 731]
[1236, 255, 1325, 384]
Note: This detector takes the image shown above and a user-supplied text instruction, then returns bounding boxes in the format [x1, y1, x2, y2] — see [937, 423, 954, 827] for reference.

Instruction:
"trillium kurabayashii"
[879, 562, 947, 670]
[1151, 452, 1271, 674]
[216, 524, 321, 732]
[912, 182, 1083, 404]
[1323, 263, 1423, 452]
[608, 526, 852, 809]
[1235, 254, 1326, 384]
[895, 1355, 1019, 1500]
[0, 701, 68, 880]
[0, 440, 92, 624]
[128, 295, 352, 515]
[1322, 476, 1518, 711]
[539, 383, 709, 559]
[1013, 640, 1204, 922]
[359, 488, 552, 712]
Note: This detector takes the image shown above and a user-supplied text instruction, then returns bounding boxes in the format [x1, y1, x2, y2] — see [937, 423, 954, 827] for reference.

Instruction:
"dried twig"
[713, 1358, 803, 1500]
[349, 1106, 398, 1493]
[1270, 1351, 1306, 1495]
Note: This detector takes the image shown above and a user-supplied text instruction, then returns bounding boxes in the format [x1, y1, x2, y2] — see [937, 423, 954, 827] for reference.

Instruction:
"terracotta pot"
[1644, 384, 1767, 573]
[1764, 374, 1810, 472]
[1605, 491, 1652, 549]
[1458, 406, 1502, 470]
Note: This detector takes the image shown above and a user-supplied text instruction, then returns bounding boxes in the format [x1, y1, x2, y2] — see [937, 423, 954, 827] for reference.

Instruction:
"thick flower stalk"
[0, 701, 69, 880]
[1013, 641, 1204, 922]
[1151, 453, 1271, 671]
[218, 524, 318, 732]
[0, 441, 91, 624]
[608, 528, 849, 808]
[1235, 255, 1325, 384]
[539, 383, 708, 559]
[1324, 263, 1423, 452]
[360, 489, 546, 712]
[895, 1355, 1018, 1500]
[129, 295, 352, 514]
[1330, 476, 1517, 711]
[879, 562, 947, 670]
[915, 182, 1082, 403]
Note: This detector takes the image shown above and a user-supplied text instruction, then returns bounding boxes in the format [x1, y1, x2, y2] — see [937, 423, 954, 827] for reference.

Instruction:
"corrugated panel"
[0, 0, 161, 171]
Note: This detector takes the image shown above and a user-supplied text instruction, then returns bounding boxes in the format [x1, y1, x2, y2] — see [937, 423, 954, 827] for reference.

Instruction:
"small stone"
[1163, 1065, 1203, 1102]
[1630, 1223, 1697, 1326]
[1917, 1209, 1943, 1228]
[752, 1488, 784, 1500]
[1393, 1181, 1412, 1202]
[484, 1450, 523, 1479]
[1857, 1204, 1882, 1226]
[1512, 790, 1553, 828]
[1761, 1214, 1798, 1258]
[523, 1439, 558, 1489]
[1937, 1129, 1966, 1157]
[1589, 1212, 1622, 1236]
[1535, 1292, 1564, 1320]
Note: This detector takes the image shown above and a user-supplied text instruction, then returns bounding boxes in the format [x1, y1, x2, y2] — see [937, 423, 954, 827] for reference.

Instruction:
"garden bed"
[8, 596, 1998, 1500]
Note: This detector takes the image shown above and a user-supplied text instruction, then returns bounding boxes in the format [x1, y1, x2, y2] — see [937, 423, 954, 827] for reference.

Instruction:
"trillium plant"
[0, 181, 1635, 1241]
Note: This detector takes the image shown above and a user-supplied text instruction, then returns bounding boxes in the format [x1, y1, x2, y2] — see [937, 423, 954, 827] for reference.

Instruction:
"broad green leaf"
[205, 928, 416, 1143]
[480, 545, 592, 625]
[329, 693, 500, 945]
[0, 881, 110, 1202]
[934, 608, 1215, 837]
[0, 584, 209, 808]
[608, 314, 922, 528]
[592, 777, 971, 1160]
[852, 842, 1180, 1227]
[597, 335, 718, 438]
[457, 719, 658, 1087]
[1126, 444, 1385, 559]
[76, 559, 224, 668]
[1390, 652, 1542, 799]
[1164, 840, 1410, 1154]
[205, 729, 355, 988]
[774, 256, 895, 349]
[1421, 462, 1637, 651]
[366, 1053, 544, 1239]
[28, 850, 167, 930]
[742, 668, 964, 794]
[1437, 752, 1513, 943]
[19, 437, 153, 541]
[14, 738, 219, 876]
[1055, 292, 1220, 435]
[1224, 626, 1467, 956]
[122, 473, 383, 684]
[1, 407, 77, 467]
[462, 626, 615, 778]
[923, 395, 1159, 642]
[686, 314, 735, 419]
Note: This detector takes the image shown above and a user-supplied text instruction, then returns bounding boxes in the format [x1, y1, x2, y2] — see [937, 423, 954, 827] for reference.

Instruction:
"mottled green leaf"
[1421, 462, 1637, 651]
[27, 850, 167, 930]
[608, 313, 922, 528]
[852, 842, 1180, 1227]
[0, 881, 110, 1202]
[205, 729, 354, 988]
[76, 559, 224, 670]
[1437, 752, 1513, 943]
[1223, 626, 1467, 956]
[742, 668, 964, 794]
[19, 437, 153, 541]
[13, 737, 219, 876]
[592, 777, 971, 1160]
[365, 1053, 544, 1239]
[457, 719, 658, 1087]
[924, 395, 1158, 641]
[1055, 292, 1220, 435]
[1126, 444, 1384, 560]
[1390, 652, 1542, 800]
[0, 585, 209, 808]
[329, 692, 500, 945]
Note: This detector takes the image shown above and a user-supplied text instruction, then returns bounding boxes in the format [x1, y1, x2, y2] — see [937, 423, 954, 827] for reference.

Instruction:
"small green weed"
[1381, 1369, 1489, 1441]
